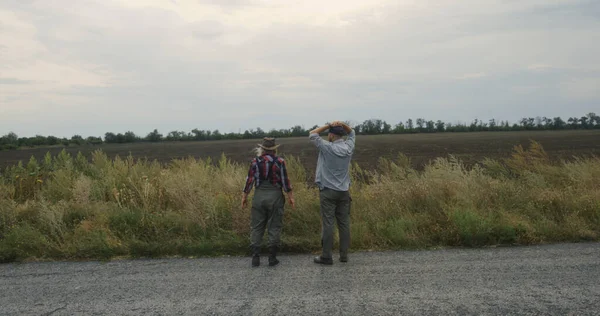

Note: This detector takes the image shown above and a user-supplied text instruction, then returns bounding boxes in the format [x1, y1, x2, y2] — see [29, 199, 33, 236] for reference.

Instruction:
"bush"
[70, 228, 117, 259]
[1, 144, 18, 151]
[0, 224, 50, 262]
[450, 209, 493, 247]
[0, 142, 598, 262]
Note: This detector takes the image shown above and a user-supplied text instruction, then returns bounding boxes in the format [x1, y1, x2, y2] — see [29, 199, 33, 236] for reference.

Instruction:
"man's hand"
[309, 124, 330, 135]
[331, 121, 353, 133]
[241, 193, 249, 208]
[309, 121, 352, 135]
[287, 192, 296, 209]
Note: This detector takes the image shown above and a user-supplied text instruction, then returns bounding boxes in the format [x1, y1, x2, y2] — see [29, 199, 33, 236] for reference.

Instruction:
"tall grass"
[1, 141, 599, 262]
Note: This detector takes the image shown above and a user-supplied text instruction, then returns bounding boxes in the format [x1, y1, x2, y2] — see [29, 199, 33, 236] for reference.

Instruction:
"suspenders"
[256, 154, 281, 187]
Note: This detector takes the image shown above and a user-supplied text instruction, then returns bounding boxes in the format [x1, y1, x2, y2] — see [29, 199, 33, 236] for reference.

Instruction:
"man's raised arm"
[331, 121, 355, 151]
[310, 124, 330, 135]
[309, 124, 330, 148]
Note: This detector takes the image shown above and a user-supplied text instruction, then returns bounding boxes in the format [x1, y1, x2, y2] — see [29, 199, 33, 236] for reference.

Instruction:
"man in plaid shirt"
[242, 153, 293, 194]
[242, 137, 295, 267]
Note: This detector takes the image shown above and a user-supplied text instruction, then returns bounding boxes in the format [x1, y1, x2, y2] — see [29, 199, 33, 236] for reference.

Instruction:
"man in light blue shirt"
[309, 121, 355, 265]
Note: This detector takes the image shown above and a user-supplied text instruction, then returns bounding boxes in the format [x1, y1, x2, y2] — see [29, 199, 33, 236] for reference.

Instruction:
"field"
[1, 130, 599, 263]
[2, 130, 600, 173]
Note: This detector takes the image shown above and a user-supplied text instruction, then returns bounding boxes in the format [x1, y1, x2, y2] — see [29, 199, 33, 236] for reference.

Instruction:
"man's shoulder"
[309, 133, 322, 141]
[246, 157, 258, 168]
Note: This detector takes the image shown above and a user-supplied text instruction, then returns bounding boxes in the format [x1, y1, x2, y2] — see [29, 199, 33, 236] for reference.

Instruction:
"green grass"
[0, 141, 599, 263]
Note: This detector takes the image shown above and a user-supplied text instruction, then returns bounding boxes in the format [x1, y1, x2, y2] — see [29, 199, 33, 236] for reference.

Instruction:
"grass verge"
[1, 141, 599, 262]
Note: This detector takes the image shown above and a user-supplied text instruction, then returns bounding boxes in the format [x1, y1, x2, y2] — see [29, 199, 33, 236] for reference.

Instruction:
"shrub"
[0, 224, 50, 262]
[0, 142, 598, 262]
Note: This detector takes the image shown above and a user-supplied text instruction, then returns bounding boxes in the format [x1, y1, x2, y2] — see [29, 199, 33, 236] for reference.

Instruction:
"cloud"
[455, 73, 487, 80]
[0, 0, 599, 137]
[561, 76, 600, 100]
[190, 20, 225, 39]
[0, 78, 33, 84]
[527, 64, 554, 71]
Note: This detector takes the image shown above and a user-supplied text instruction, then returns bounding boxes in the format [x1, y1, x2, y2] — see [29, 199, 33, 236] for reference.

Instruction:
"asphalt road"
[1, 242, 599, 316]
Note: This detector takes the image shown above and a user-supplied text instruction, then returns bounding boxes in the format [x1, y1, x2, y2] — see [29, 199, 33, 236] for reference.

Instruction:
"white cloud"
[527, 64, 554, 71]
[1, 0, 599, 137]
[561, 77, 600, 100]
[456, 73, 487, 80]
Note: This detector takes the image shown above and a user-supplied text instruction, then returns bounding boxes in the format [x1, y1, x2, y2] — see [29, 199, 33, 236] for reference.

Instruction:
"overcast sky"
[1, 0, 599, 138]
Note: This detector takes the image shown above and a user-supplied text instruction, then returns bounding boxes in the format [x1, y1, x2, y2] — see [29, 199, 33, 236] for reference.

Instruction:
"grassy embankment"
[0, 141, 599, 263]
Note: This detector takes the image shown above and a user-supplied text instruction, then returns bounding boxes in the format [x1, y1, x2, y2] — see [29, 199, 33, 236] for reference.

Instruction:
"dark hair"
[329, 125, 345, 136]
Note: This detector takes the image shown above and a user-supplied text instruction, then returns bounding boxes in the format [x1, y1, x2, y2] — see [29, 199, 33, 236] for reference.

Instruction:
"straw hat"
[258, 137, 280, 150]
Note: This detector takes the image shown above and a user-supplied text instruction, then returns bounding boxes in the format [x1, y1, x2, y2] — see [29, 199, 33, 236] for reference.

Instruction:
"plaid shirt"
[243, 154, 293, 193]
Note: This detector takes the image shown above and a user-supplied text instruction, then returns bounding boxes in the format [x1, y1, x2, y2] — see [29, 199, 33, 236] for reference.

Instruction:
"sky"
[1, 0, 599, 138]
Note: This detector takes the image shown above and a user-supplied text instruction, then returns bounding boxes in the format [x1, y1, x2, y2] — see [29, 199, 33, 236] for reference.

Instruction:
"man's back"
[309, 130, 356, 191]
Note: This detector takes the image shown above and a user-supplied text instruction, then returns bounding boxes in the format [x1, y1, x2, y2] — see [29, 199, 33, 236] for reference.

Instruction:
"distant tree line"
[354, 113, 600, 134]
[1, 113, 598, 150]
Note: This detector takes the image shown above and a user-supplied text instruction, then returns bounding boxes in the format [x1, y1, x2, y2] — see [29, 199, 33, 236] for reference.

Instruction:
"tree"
[166, 131, 178, 141]
[192, 128, 207, 141]
[542, 117, 552, 129]
[393, 122, 405, 134]
[212, 130, 222, 140]
[253, 127, 265, 138]
[535, 116, 543, 129]
[4, 113, 598, 151]
[426, 120, 435, 133]
[470, 119, 480, 132]
[86, 136, 103, 145]
[416, 118, 425, 132]
[146, 129, 163, 142]
[406, 119, 414, 133]
[104, 132, 117, 143]
[115, 133, 127, 143]
[166, 131, 186, 141]
[587, 113, 596, 126]
[70, 135, 84, 145]
[567, 117, 579, 129]
[488, 119, 497, 131]
[44, 136, 59, 146]
[360, 119, 383, 135]
[124, 131, 138, 143]
[520, 117, 535, 130]
[1, 132, 18, 145]
[224, 132, 242, 140]
[382, 121, 392, 134]
[553, 117, 566, 130]
[0, 132, 19, 150]
[290, 125, 306, 137]
[435, 120, 445, 132]
[580, 116, 590, 129]
[588, 113, 600, 128]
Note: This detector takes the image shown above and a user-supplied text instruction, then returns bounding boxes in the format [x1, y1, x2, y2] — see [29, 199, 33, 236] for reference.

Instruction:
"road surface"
[1, 242, 599, 315]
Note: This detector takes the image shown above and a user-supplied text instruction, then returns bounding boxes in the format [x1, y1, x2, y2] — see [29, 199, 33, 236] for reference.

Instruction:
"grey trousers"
[319, 188, 351, 259]
[250, 184, 285, 249]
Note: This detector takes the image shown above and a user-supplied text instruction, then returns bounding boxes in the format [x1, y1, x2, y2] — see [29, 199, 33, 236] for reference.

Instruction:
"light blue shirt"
[309, 130, 356, 191]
